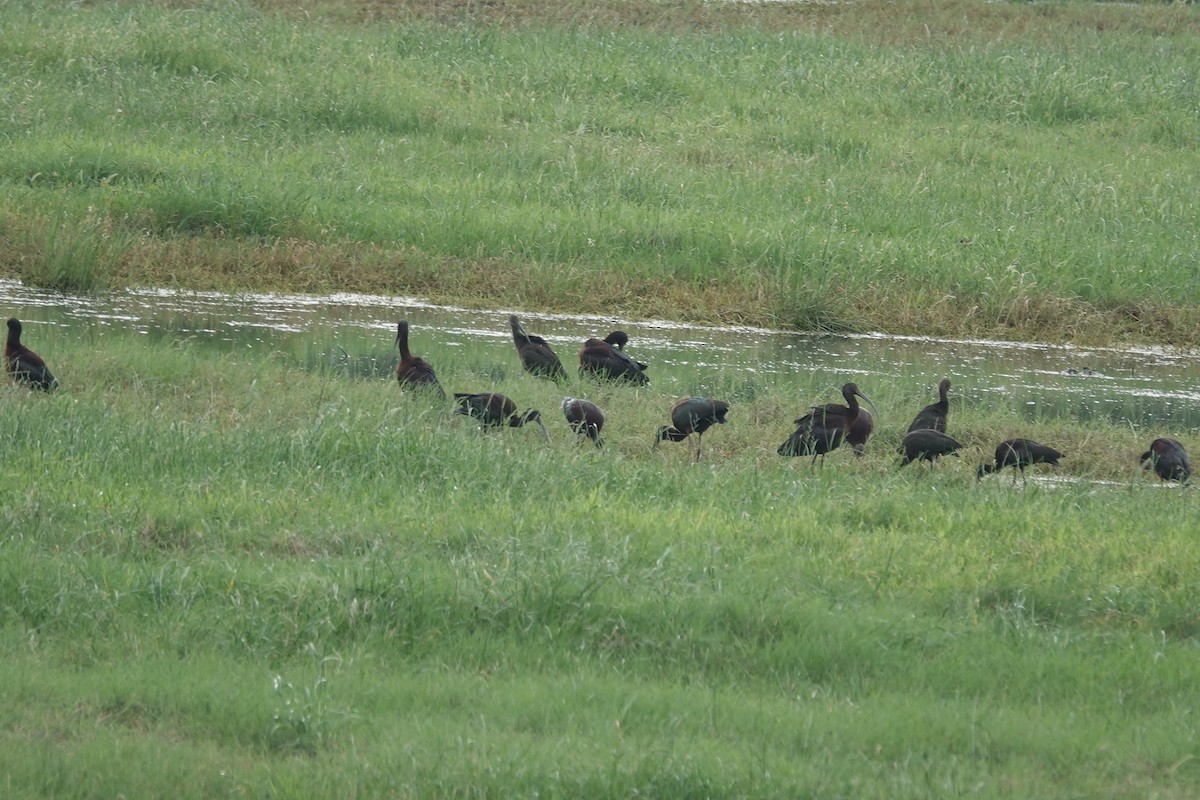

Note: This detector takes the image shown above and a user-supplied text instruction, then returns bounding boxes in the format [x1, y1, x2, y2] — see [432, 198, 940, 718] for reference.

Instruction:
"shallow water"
[3, 279, 1199, 429]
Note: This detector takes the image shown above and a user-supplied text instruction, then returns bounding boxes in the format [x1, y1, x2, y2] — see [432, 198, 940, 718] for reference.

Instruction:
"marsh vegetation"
[2, 0, 1199, 343]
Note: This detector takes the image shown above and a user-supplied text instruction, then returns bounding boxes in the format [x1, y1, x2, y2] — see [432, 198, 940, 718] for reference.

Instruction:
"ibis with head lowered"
[898, 429, 962, 468]
[655, 397, 729, 462]
[977, 439, 1064, 485]
[454, 393, 550, 442]
[1140, 438, 1190, 485]
[562, 397, 605, 447]
[579, 332, 648, 385]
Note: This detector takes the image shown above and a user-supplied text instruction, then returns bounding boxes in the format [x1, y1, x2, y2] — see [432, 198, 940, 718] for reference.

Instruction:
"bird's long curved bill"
[856, 390, 881, 420]
[534, 418, 551, 444]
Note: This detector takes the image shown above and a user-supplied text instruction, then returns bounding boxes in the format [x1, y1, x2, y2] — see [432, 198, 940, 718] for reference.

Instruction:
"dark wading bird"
[977, 439, 1065, 485]
[510, 315, 567, 381]
[898, 429, 963, 468]
[454, 393, 550, 442]
[603, 331, 632, 352]
[778, 383, 879, 466]
[5, 318, 57, 391]
[1140, 438, 1191, 485]
[655, 397, 729, 462]
[907, 378, 951, 434]
[562, 397, 605, 447]
[579, 332, 649, 385]
[395, 320, 444, 398]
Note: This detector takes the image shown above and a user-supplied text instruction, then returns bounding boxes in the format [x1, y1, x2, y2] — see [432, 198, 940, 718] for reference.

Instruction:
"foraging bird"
[655, 397, 729, 462]
[778, 383, 879, 465]
[907, 378, 951, 434]
[454, 392, 550, 442]
[394, 320, 444, 397]
[977, 439, 1065, 484]
[846, 408, 873, 456]
[1140, 438, 1191, 485]
[898, 429, 962, 468]
[562, 397, 605, 447]
[5, 318, 56, 390]
[509, 315, 567, 381]
[579, 333, 649, 385]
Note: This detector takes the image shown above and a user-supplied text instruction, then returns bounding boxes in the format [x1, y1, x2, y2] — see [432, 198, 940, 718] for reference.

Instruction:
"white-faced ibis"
[977, 439, 1064, 484]
[906, 378, 951, 434]
[510, 315, 567, 381]
[1140, 438, 1191, 485]
[454, 392, 550, 442]
[655, 397, 729, 461]
[5, 318, 57, 391]
[846, 409, 873, 456]
[778, 383, 879, 465]
[562, 397, 604, 447]
[898, 429, 962, 468]
[579, 333, 649, 385]
[395, 320, 444, 397]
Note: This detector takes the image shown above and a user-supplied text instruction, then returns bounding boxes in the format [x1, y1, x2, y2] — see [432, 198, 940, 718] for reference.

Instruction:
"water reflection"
[3, 279, 1198, 428]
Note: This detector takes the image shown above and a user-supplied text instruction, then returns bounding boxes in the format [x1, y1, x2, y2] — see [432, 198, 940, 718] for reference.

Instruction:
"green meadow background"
[2, 0, 1199, 342]
[3, 1, 1200, 797]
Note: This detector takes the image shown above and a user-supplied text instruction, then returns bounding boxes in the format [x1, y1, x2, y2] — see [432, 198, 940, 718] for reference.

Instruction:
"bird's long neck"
[843, 390, 859, 419]
[396, 324, 411, 359]
[936, 383, 950, 412]
[510, 318, 530, 346]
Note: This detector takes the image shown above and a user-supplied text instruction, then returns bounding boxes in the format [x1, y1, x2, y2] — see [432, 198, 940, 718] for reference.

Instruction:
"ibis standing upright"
[778, 383, 879, 465]
[394, 320, 444, 398]
[907, 378, 951, 434]
[510, 315, 567, 381]
[655, 397, 729, 461]
[5, 318, 56, 391]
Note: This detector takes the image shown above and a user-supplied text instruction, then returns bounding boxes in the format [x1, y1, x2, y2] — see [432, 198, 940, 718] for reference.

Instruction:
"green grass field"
[2, 0, 1199, 343]
[2, 328, 1198, 798]
[4, 0, 1200, 795]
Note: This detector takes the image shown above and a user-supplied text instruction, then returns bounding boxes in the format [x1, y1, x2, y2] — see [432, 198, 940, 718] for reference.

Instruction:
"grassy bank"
[2, 0, 1199, 344]
[2, 329, 1198, 797]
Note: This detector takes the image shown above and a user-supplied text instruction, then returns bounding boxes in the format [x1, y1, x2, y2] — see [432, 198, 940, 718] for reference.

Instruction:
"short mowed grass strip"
[2, 330, 1199, 797]
[1, 0, 1199, 343]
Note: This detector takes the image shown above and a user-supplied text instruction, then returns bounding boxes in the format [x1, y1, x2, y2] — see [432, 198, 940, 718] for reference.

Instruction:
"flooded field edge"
[4, 278, 1199, 429]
